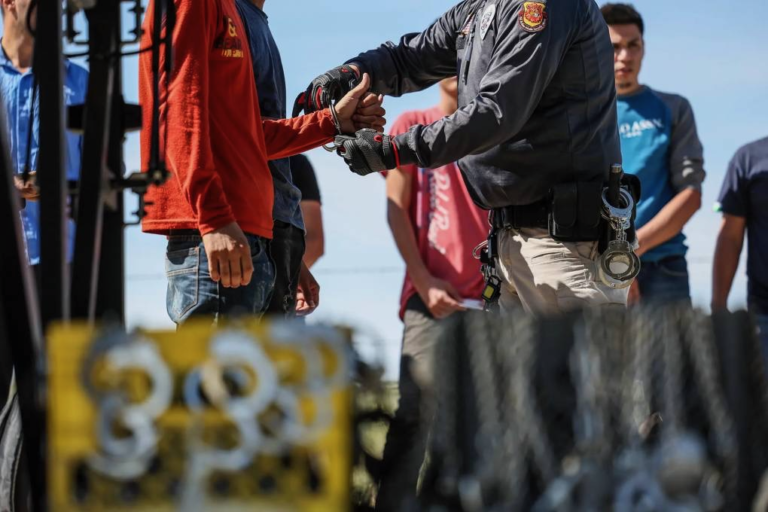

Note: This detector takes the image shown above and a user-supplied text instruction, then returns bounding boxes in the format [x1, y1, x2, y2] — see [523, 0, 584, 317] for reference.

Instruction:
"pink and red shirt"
[390, 107, 489, 319]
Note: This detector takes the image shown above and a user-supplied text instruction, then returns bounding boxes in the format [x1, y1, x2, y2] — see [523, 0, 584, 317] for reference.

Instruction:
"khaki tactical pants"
[496, 228, 628, 314]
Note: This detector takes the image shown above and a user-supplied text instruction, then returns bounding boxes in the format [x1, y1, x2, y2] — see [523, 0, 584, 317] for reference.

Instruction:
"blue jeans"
[165, 233, 275, 325]
[636, 255, 691, 304]
[266, 221, 306, 318]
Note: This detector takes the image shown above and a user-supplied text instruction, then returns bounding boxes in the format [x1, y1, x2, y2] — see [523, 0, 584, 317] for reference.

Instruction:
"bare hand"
[335, 74, 386, 134]
[627, 279, 641, 306]
[352, 93, 386, 132]
[295, 262, 320, 317]
[202, 222, 253, 289]
[416, 276, 466, 319]
[14, 172, 39, 201]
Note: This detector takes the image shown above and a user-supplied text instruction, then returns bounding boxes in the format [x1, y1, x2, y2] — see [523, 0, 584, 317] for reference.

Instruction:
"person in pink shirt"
[377, 77, 488, 510]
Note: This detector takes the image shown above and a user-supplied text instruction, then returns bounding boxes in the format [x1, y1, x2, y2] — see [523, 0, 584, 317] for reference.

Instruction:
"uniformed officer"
[296, 0, 628, 314]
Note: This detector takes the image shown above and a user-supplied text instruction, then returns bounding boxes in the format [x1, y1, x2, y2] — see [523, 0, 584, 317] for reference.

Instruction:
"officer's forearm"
[636, 188, 702, 257]
[346, 25, 459, 98]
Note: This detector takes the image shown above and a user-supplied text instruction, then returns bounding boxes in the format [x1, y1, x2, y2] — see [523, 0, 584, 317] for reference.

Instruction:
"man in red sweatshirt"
[140, 0, 381, 323]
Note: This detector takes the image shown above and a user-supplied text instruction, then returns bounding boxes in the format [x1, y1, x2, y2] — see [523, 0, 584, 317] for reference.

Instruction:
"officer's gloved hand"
[292, 65, 360, 117]
[334, 129, 401, 177]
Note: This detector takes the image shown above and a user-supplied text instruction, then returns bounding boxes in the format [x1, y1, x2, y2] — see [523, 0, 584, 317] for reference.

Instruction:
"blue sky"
[66, 0, 768, 377]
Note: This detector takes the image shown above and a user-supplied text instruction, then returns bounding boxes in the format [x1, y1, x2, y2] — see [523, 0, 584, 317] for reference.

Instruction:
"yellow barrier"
[48, 320, 352, 511]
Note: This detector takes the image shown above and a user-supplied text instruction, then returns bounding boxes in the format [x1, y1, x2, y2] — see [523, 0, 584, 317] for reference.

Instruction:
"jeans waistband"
[167, 229, 271, 244]
[167, 229, 202, 241]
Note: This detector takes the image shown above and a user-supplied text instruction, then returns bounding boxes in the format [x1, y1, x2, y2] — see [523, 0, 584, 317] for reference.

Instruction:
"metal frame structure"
[0, 0, 171, 509]
[71, 0, 124, 322]
[37, 0, 69, 330]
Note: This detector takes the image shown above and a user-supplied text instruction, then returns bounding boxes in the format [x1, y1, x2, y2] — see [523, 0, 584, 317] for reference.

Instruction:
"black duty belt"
[492, 198, 549, 230]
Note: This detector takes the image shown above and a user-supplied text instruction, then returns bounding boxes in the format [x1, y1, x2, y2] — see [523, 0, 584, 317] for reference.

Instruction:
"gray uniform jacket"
[348, 0, 622, 210]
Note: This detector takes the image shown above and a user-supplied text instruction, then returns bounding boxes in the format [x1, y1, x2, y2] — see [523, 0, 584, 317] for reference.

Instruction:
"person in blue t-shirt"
[1, 0, 88, 269]
[601, 4, 706, 305]
[712, 137, 768, 355]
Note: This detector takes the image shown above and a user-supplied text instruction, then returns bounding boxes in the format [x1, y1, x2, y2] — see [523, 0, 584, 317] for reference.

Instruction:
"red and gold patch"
[519, 1, 548, 33]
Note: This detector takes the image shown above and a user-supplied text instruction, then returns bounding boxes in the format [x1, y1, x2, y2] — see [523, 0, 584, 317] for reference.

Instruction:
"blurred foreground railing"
[416, 307, 768, 512]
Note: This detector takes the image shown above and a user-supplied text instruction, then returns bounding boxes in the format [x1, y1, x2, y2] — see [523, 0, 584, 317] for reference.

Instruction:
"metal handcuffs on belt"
[598, 188, 641, 289]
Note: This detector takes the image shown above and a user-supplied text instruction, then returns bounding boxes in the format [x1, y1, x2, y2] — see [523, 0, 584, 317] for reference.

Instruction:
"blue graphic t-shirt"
[616, 86, 705, 263]
[236, 0, 304, 230]
[717, 137, 768, 314]
[0, 49, 88, 264]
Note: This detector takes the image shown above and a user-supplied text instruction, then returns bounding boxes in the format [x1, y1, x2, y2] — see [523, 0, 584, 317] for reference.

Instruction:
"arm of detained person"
[711, 151, 749, 311]
[387, 166, 464, 319]
[338, 2, 578, 175]
[263, 74, 385, 162]
[635, 98, 705, 257]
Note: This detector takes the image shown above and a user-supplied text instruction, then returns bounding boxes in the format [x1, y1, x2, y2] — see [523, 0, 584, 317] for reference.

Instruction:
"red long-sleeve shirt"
[139, 0, 336, 238]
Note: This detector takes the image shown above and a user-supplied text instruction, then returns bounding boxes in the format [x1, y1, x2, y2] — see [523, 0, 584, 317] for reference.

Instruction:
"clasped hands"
[297, 65, 404, 177]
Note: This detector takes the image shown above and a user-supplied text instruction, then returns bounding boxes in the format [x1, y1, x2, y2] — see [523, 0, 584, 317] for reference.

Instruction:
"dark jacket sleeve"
[346, 1, 474, 96]
[396, 0, 578, 169]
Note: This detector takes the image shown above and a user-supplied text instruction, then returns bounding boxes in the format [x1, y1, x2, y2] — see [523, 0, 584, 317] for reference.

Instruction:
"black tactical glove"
[334, 129, 401, 177]
[292, 65, 360, 117]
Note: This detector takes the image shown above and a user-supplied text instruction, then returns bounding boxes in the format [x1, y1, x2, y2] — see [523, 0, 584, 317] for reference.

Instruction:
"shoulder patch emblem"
[519, 1, 548, 33]
[480, 4, 496, 40]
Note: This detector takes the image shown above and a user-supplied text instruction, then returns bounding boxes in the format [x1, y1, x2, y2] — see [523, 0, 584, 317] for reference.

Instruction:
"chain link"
[423, 307, 764, 512]
[510, 312, 558, 484]
[680, 308, 738, 505]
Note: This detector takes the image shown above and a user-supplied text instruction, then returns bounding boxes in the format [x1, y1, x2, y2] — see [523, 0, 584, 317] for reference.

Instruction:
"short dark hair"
[601, 3, 644, 35]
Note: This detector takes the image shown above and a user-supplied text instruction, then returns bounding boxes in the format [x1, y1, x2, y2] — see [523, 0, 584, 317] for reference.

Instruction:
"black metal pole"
[37, 0, 69, 328]
[71, 0, 119, 321]
[94, 44, 126, 322]
[0, 93, 47, 512]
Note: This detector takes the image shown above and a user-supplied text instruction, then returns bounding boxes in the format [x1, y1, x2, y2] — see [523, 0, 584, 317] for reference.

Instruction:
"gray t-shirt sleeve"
[346, 2, 472, 97]
[659, 92, 706, 193]
[397, 1, 576, 169]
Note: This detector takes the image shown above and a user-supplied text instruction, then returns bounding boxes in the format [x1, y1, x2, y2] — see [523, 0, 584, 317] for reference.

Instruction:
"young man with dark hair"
[712, 136, 768, 355]
[377, 77, 488, 509]
[139, 0, 381, 324]
[601, 3, 706, 304]
[600, 2, 644, 34]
